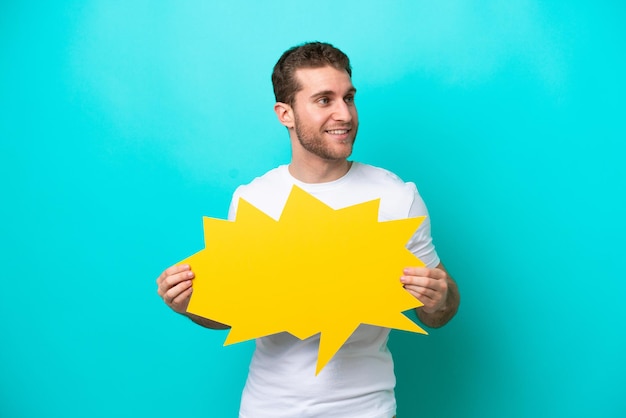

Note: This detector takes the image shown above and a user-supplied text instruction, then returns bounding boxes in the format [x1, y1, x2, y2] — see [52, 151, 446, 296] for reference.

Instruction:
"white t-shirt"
[229, 162, 440, 418]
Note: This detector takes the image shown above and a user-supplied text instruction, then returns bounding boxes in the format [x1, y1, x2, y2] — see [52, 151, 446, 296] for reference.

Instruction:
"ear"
[274, 102, 294, 129]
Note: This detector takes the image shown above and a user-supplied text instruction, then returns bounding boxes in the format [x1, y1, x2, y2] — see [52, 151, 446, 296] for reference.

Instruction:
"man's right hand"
[156, 264, 194, 314]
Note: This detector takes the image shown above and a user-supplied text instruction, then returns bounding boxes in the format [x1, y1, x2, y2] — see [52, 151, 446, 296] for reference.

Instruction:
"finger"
[404, 287, 444, 313]
[161, 270, 195, 292]
[403, 266, 446, 280]
[157, 264, 191, 285]
[402, 271, 447, 297]
[400, 275, 444, 294]
[164, 279, 193, 304]
[400, 275, 429, 287]
[403, 267, 430, 277]
[157, 271, 190, 297]
[403, 285, 437, 302]
[171, 286, 193, 307]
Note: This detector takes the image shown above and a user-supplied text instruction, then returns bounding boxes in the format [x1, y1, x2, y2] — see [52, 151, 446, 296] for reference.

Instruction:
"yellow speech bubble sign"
[180, 185, 427, 374]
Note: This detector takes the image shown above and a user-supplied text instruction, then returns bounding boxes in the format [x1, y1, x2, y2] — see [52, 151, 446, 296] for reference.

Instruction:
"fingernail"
[400, 276, 407, 283]
[187, 271, 194, 278]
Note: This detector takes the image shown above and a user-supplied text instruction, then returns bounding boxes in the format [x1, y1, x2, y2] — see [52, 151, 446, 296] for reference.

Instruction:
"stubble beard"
[293, 113, 358, 161]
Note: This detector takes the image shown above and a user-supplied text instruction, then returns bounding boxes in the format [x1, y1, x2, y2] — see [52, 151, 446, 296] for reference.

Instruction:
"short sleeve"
[227, 186, 243, 221]
[405, 184, 440, 268]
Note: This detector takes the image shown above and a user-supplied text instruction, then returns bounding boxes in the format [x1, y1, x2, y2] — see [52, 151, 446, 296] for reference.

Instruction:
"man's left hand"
[400, 266, 449, 314]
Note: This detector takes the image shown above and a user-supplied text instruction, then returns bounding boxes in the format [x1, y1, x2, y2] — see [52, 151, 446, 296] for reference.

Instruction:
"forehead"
[294, 66, 355, 95]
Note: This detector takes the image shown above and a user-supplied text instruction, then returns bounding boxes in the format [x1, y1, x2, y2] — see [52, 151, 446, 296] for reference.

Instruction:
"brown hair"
[271, 42, 352, 105]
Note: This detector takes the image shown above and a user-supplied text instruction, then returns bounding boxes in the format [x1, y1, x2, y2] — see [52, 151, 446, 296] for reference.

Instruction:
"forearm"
[416, 276, 460, 328]
[184, 312, 231, 330]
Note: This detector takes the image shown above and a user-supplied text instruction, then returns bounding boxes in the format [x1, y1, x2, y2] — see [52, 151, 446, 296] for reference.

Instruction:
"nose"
[332, 100, 353, 122]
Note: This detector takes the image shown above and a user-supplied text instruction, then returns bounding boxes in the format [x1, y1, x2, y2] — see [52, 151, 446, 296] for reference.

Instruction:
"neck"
[288, 157, 352, 184]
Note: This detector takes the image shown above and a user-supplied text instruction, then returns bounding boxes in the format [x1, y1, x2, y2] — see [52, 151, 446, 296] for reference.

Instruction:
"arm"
[156, 264, 230, 330]
[401, 262, 460, 328]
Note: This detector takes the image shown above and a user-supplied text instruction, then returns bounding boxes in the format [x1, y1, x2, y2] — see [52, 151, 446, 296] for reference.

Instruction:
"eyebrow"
[310, 87, 357, 99]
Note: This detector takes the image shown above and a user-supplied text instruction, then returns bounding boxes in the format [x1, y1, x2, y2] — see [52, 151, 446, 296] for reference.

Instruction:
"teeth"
[327, 129, 349, 135]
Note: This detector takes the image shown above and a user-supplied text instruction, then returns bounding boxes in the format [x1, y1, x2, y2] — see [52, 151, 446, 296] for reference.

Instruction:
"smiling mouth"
[326, 129, 350, 135]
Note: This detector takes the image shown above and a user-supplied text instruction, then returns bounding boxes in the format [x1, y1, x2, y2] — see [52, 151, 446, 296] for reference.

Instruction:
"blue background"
[1, 1, 624, 417]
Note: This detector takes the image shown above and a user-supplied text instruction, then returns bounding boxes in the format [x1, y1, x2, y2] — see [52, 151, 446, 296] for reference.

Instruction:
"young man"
[157, 42, 460, 418]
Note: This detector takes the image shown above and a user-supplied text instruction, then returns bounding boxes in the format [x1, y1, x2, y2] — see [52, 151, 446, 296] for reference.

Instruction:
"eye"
[344, 95, 355, 104]
[318, 97, 330, 105]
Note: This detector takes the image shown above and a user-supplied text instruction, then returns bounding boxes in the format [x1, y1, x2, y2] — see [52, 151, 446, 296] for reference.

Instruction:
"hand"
[156, 264, 194, 314]
[400, 266, 449, 314]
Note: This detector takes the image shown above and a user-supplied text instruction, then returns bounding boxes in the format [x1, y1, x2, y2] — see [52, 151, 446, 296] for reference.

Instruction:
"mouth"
[325, 128, 352, 142]
[326, 129, 350, 135]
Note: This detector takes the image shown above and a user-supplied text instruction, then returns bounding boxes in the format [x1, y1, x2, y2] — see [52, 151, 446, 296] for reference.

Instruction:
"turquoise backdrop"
[1, 1, 624, 417]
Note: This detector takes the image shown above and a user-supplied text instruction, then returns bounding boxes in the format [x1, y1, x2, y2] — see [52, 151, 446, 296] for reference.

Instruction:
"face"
[289, 66, 359, 161]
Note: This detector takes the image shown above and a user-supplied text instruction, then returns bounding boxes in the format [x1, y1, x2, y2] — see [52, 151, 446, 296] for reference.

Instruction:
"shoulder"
[349, 163, 421, 219]
[229, 165, 292, 220]
[351, 162, 419, 196]
[353, 163, 416, 191]
[233, 166, 286, 196]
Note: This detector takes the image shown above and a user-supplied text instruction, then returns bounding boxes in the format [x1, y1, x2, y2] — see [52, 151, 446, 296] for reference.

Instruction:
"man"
[157, 42, 460, 418]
